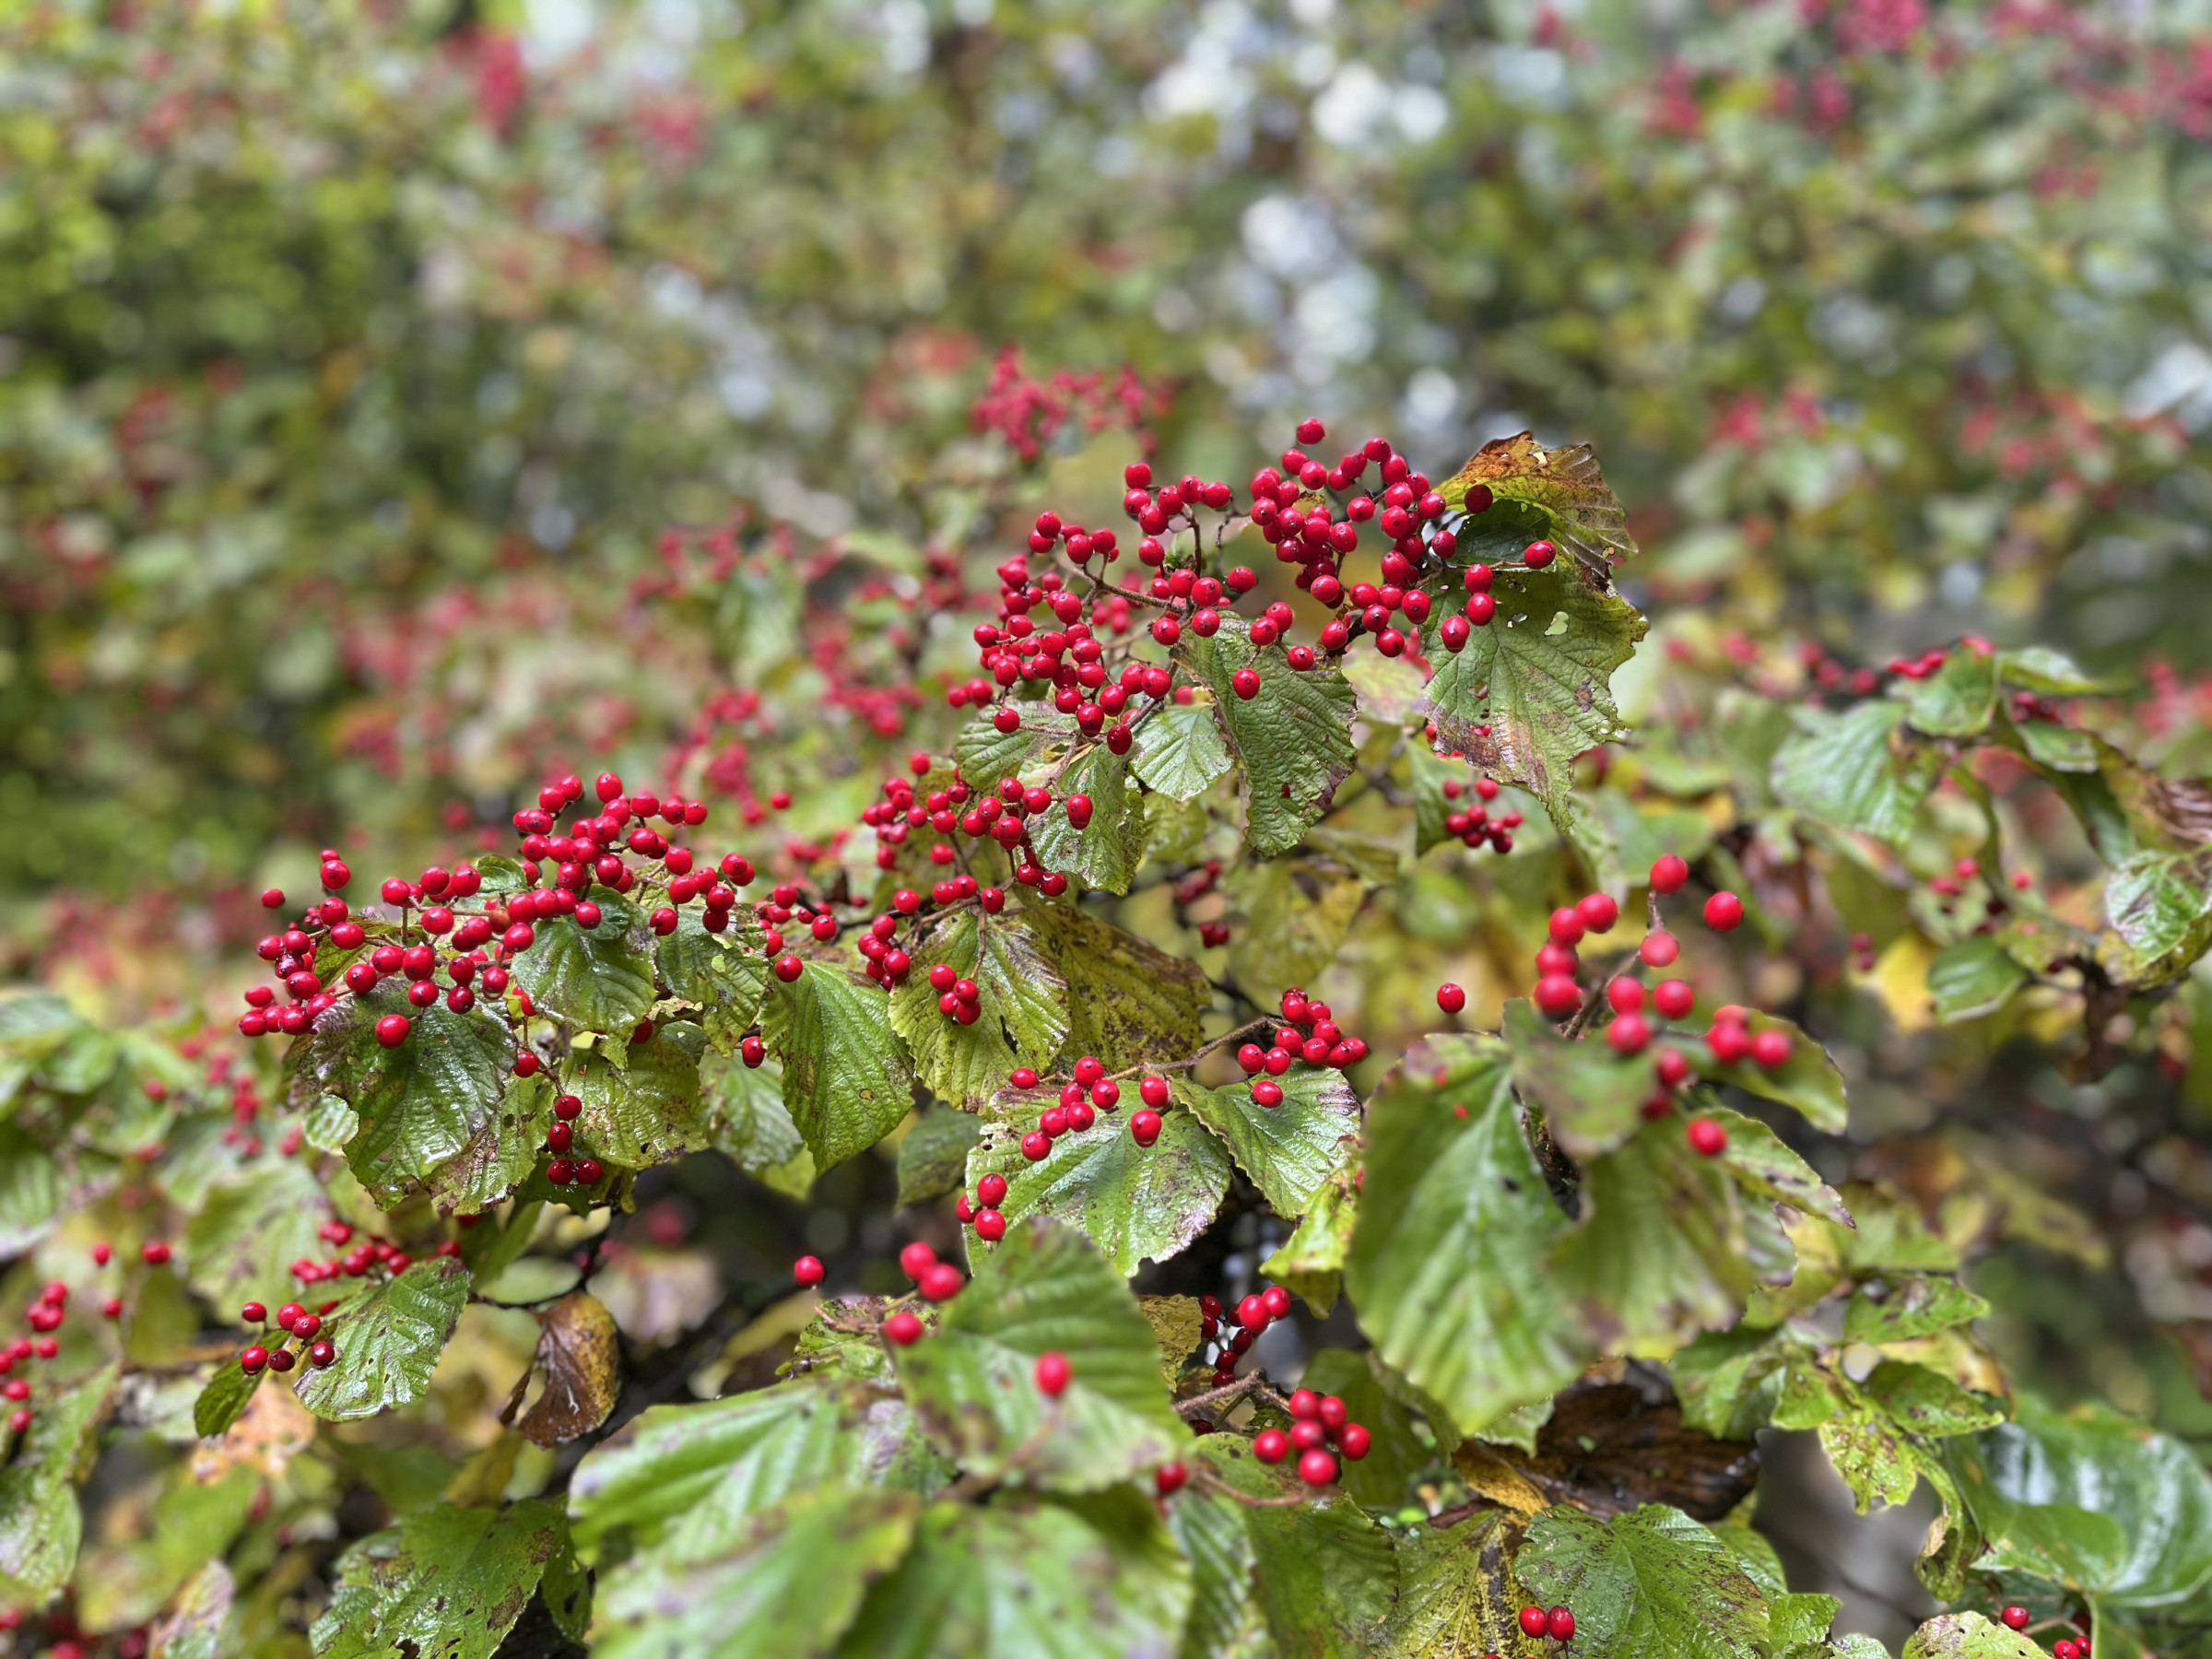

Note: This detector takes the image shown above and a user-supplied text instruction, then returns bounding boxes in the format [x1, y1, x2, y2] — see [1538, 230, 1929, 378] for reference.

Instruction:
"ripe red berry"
[1021, 1130, 1052, 1161]
[308, 1340, 335, 1368]
[884, 1311, 924, 1345]
[1130, 1110, 1161, 1147]
[1688, 1116, 1728, 1157]
[1262, 1286, 1292, 1321]
[899, 1241, 937, 1281]
[977, 1173, 1008, 1206]
[794, 1255, 826, 1287]
[1547, 907, 1585, 947]
[267, 1347, 295, 1372]
[1654, 1048, 1691, 1088]
[1524, 540, 1556, 568]
[1521, 1607, 1550, 1639]
[2053, 1643, 2077, 1659]
[1533, 975, 1583, 1018]
[1156, 1461, 1188, 1496]
[276, 1302, 305, 1331]
[1296, 417, 1324, 444]
[1138, 1074, 1171, 1108]
[1231, 667, 1261, 700]
[1704, 891, 1745, 931]
[774, 954, 804, 982]
[1297, 1448, 1338, 1487]
[919, 1263, 965, 1302]
[1033, 1350, 1071, 1396]
[1576, 893, 1618, 934]
[374, 1014, 411, 1048]
[1436, 982, 1466, 1014]
[91, 1242, 112, 1266]
[1547, 1606, 1575, 1641]
[240, 1347, 268, 1375]
[1253, 1428, 1290, 1464]
[1650, 853, 1690, 894]
[576, 1159, 604, 1184]
[1999, 1607, 2030, 1632]
[1639, 931, 1680, 968]
[142, 1241, 171, 1266]
[1251, 1078, 1284, 1108]
[241, 1301, 266, 1324]
[1338, 1422, 1371, 1460]
[1653, 980, 1696, 1019]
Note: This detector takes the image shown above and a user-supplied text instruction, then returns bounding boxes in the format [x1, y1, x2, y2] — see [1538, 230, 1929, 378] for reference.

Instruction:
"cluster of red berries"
[858, 758, 1085, 900]
[1516, 1604, 1578, 1643]
[237, 1299, 340, 1375]
[1997, 1605, 2090, 1657]
[2, 1239, 195, 1435]
[988, 1056, 1146, 1169]
[1253, 1385, 1371, 1488]
[1233, 987, 1369, 1107]
[285, 1218, 458, 1285]
[543, 1095, 606, 1188]
[1198, 1283, 1293, 1388]
[1795, 639, 1884, 698]
[1434, 771, 1525, 856]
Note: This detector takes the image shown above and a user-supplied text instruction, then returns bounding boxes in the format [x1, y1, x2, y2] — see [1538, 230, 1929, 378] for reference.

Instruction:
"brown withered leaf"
[1441, 431, 1638, 576]
[1138, 1295, 1203, 1382]
[501, 1291, 621, 1448]
[190, 1375, 316, 1484]
[1453, 1381, 1758, 1523]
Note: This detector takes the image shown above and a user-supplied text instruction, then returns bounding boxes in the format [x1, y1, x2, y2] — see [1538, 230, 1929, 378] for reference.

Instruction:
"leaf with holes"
[764, 961, 914, 1171]
[1439, 431, 1639, 575]
[312, 1498, 572, 1659]
[294, 1257, 471, 1423]
[1178, 616, 1358, 858]
[1182, 1067, 1358, 1218]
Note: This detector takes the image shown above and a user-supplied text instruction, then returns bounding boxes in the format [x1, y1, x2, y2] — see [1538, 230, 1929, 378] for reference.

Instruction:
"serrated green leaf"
[1902, 1613, 2043, 1659]
[1776, 1362, 1920, 1513]
[1382, 1509, 1524, 1659]
[1844, 1277, 1990, 1345]
[1707, 1107, 1854, 1229]
[311, 1498, 568, 1659]
[1026, 903, 1208, 1072]
[655, 906, 771, 1053]
[423, 1071, 554, 1216]
[1132, 700, 1234, 801]
[838, 1490, 1192, 1659]
[183, 1160, 332, 1312]
[0, 1363, 117, 1606]
[1164, 1468, 1271, 1658]
[1419, 564, 1646, 844]
[302, 1092, 359, 1153]
[953, 701, 1077, 794]
[1551, 1116, 1758, 1358]
[964, 1097, 1230, 1283]
[293, 1257, 471, 1422]
[1672, 1325, 1795, 1440]
[1947, 1399, 2212, 1607]
[1517, 1504, 1770, 1659]
[1771, 1593, 1845, 1650]
[765, 960, 913, 1171]
[1183, 1067, 1358, 1218]
[512, 890, 658, 1034]
[1698, 1012, 1852, 1135]
[1862, 1361, 2005, 1439]
[890, 910, 1068, 1111]
[1503, 997, 1653, 1160]
[592, 1484, 918, 1659]
[2102, 850, 2212, 984]
[193, 1357, 265, 1439]
[0, 1124, 63, 1255]
[897, 1107, 982, 1207]
[1179, 618, 1359, 858]
[1261, 1173, 1356, 1315]
[1347, 1034, 1586, 1435]
[699, 1050, 812, 1196]
[571, 1021, 707, 1168]
[894, 1217, 1184, 1491]
[1901, 651, 1998, 738]
[1712, 1520, 1789, 1598]
[1029, 742, 1147, 894]
[1926, 936, 2029, 1022]
[1773, 701, 1941, 845]
[288, 980, 515, 1201]
[1226, 856, 1372, 997]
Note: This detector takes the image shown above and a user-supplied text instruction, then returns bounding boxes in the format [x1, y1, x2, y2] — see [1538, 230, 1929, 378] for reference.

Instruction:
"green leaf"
[1516, 1504, 1770, 1659]
[953, 700, 1077, 794]
[1862, 1361, 2006, 1440]
[1902, 1613, 2043, 1659]
[890, 910, 1069, 1111]
[1699, 1012, 1852, 1135]
[183, 1160, 332, 1312]
[1771, 1593, 1844, 1650]
[1028, 742, 1147, 894]
[302, 1092, 359, 1153]
[1503, 997, 1653, 1160]
[1712, 1520, 1789, 1598]
[897, 1107, 982, 1207]
[2101, 851, 2212, 984]
[1551, 1116, 1757, 1357]
[1901, 651, 1999, 738]
[1182, 1067, 1358, 1218]
[1132, 700, 1234, 801]
[1025, 903, 1208, 1072]
[838, 1490, 1192, 1659]
[311, 1498, 569, 1659]
[570, 1378, 907, 1562]
[700, 1050, 813, 1196]
[1927, 936, 2029, 1022]
[422, 1071, 555, 1216]
[512, 890, 658, 1034]
[1382, 1510, 1524, 1659]
[1178, 619, 1359, 857]
[293, 1257, 471, 1423]
[1171, 1438, 1400, 1657]
[591, 1485, 919, 1659]
[1672, 1326, 1794, 1441]
[1260, 1173, 1357, 1315]
[1946, 1399, 2212, 1607]
[1347, 1034, 1586, 1435]
[1775, 1363, 1919, 1513]
[1708, 1107, 1855, 1229]
[2000, 647, 2117, 696]
[655, 906, 771, 1054]
[1772, 701, 1941, 845]
[571, 1021, 708, 1168]
[764, 960, 914, 1171]
[1226, 857, 1372, 998]
[965, 1088, 1230, 1276]
[0, 1363, 117, 1606]
[0, 1124, 63, 1255]
[1844, 1277, 1991, 1346]
[193, 1358, 265, 1440]
[894, 1217, 1184, 1490]
[1418, 563, 1646, 841]
[288, 981, 515, 1203]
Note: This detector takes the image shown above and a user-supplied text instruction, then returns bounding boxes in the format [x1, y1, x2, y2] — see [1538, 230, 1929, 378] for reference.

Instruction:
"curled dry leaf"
[502, 1290, 622, 1448]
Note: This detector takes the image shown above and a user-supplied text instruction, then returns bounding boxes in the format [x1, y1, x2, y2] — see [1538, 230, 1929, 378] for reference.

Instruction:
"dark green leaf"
[1183, 1067, 1357, 1218]
[571, 1021, 708, 1168]
[1028, 742, 1147, 894]
[1516, 1504, 1770, 1659]
[953, 701, 1076, 794]
[422, 1071, 555, 1216]
[311, 1498, 569, 1659]
[699, 1050, 814, 1197]
[896, 1108, 982, 1207]
[294, 1256, 471, 1422]
[895, 1217, 1184, 1490]
[1927, 936, 2029, 1022]
[512, 890, 658, 1034]
[1771, 1593, 1844, 1650]
[889, 910, 1068, 1111]
[1347, 1034, 1586, 1435]
[764, 960, 914, 1171]
[1179, 618, 1359, 858]
[193, 1359, 265, 1440]
[1132, 700, 1233, 802]
[1772, 701, 1941, 845]
[655, 906, 771, 1054]
[2101, 851, 2212, 984]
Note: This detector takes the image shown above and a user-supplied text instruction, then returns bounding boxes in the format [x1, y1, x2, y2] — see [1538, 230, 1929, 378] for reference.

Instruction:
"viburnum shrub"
[2, 413, 2209, 1658]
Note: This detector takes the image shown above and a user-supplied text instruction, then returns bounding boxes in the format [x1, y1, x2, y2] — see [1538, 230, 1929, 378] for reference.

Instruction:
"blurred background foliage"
[4, 0, 2212, 1644]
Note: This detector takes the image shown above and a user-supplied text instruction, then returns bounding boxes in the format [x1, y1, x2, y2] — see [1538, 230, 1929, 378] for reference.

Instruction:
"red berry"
[576, 1159, 604, 1185]
[1296, 1448, 1338, 1486]
[374, 1014, 411, 1048]
[1033, 1350, 1071, 1396]
[1231, 667, 1261, 700]
[1436, 982, 1466, 1014]
[1703, 891, 1745, 931]
[1576, 893, 1618, 934]
[1130, 1110, 1161, 1147]
[1338, 1422, 1371, 1460]
[919, 1263, 965, 1302]
[774, 954, 805, 982]
[1639, 931, 1680, 968]
[1021, 1130, 1052, 1161]
[884, 1311, 924, 1345]
[1688, 1116, 1728, 1157]
[1650, 854, 1690, 894]
[308, 1340, 335, 1368]
[1749, 1029, 1792, 1068]
[900, 1241, 938, 1281]
[794, 1255, 826, 1287]
[1547, 1606, 1575, 1641]
[1251, 1078, 1284, 1108]
[1253, 1428, 1290, 1465]
[1999, 1608, 2030, 1632]
[240, 1347, 268, 1375]
[142, 1241, 171, 1266]
[1533, 975, 1583, 1018]
[241, 1301, 266, 1324]
[1523, 540, 1556, 568]
[1138, 1074, 1171, 1108]
[977, 1173, 1008, 1206]
[267, 1347, 294, 1372]
[1654, 1048, 1691, 1088]
[1606, 977, 1644, 1014]
[1653, 980, 1696, 1019]
[276, 1302, 305, 1331]
[1521, 1607, 1550, 1639]
[1262, 1286, 1292, 1321]
[1547, 907, 1585, 947]
[1287, 1388, 1321, 1419]
[1156, 1461, 1188, 1496]
[1296, 417, 1324, 444]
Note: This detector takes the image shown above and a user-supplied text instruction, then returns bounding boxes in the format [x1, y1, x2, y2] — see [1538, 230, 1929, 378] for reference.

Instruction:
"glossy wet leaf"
[293, 1257, 471, 1423]
[1027, 741, 1147, 895]
[1182, 1066, 1358, 1218]
[1902, 1613, 2043, 1659]
[1131, 699, 1233, 802]
[764, 960, 914, 1171]
[512, 889, 658, 1034]
[1382, 1509, 1524, 1659]
[890, 910, 1069, 1111]
[1516, 1503, 1770, 1659]
[655, 905, 771, 1054]
[1926, 936, 2028, 1022]
[1179, 616, 1359, 858]
[571, 1021, 708, 1168]
[312, 1498, 570, 1659]
[1503, 997, 1653, 1159]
